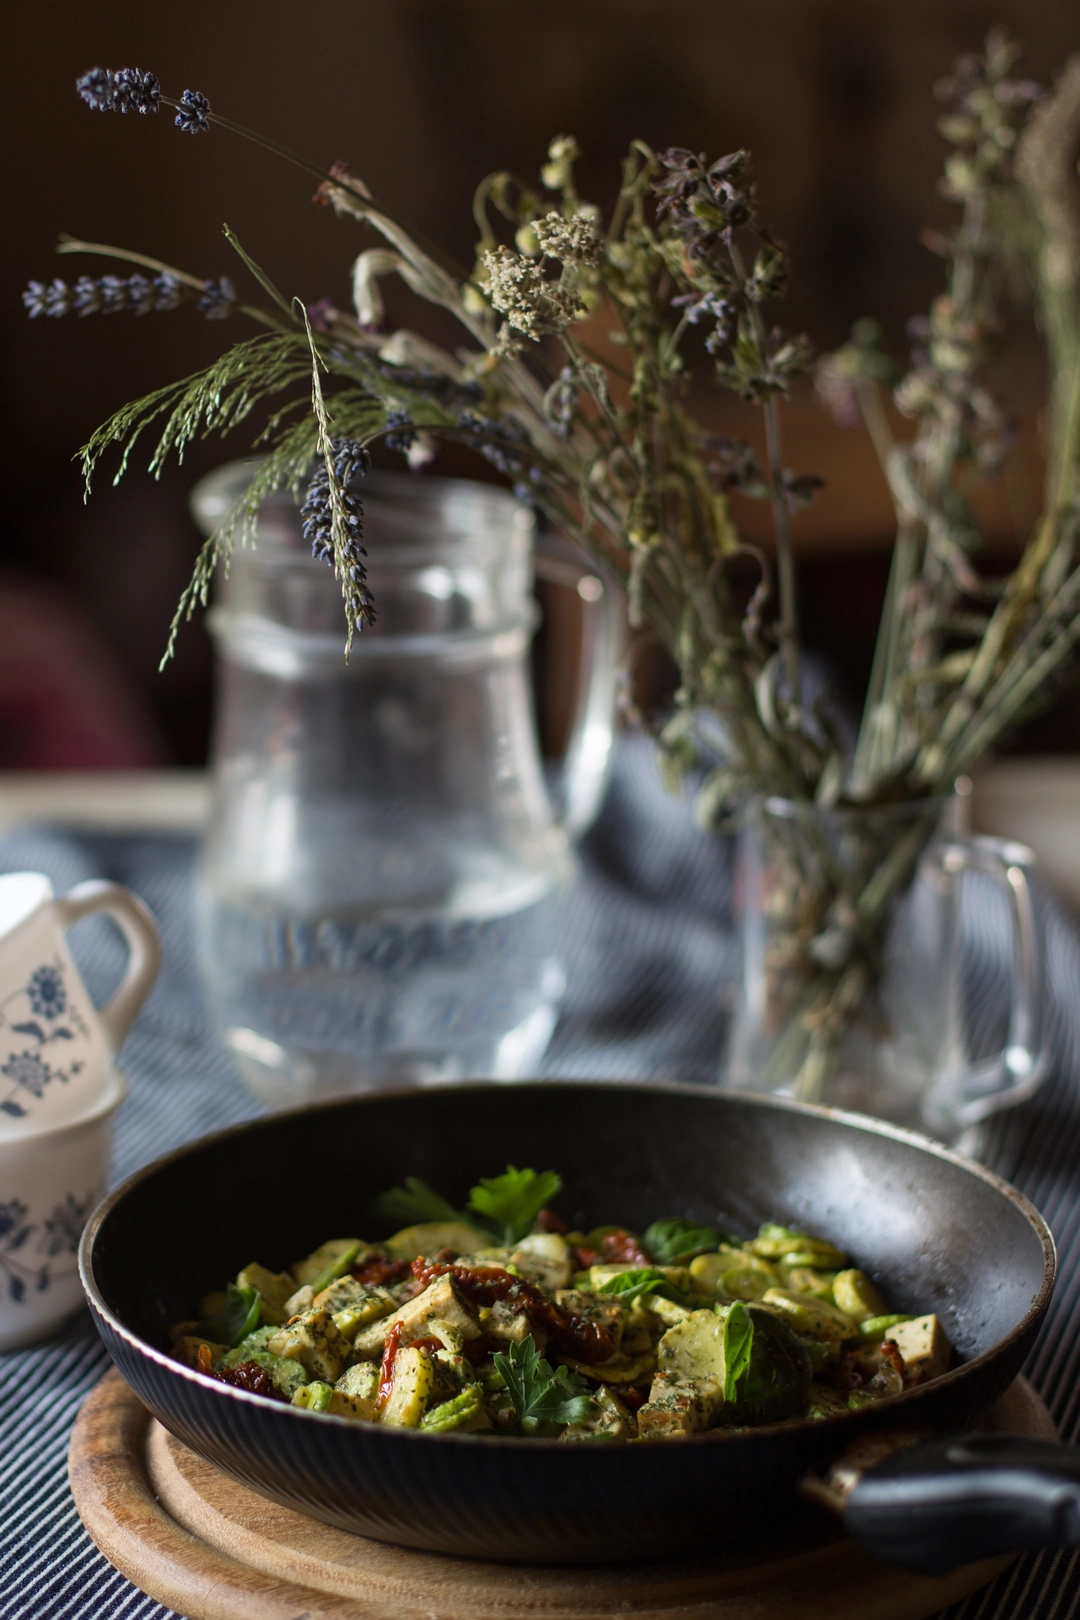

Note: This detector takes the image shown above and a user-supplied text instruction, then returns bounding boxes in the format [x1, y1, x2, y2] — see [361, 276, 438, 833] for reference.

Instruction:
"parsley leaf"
[641, 1217, 721, 1265]
[594, 1267, 667, 1305]
[492, 1337, 595, 1433]
[723, 1300, 755, 1403]
[467, 1166, 562, 1244]
[370, 1176, 462, 1227]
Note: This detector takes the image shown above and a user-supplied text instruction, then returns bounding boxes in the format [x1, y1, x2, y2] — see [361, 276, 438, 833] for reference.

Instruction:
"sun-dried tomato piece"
[408, 1335, 445, 1355]
[350, 1256, 412, 1288]
[213, 1361, 285, 1401]
[598, 1229, 651, 1266]
[408, 1258, 616, 1364]
[619, 1386, 647, 1413]
[378, 1321, 404, 1409]
[535, 1207, 567, 1234]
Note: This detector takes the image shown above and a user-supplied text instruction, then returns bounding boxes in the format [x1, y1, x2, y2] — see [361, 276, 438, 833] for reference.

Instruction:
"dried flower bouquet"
[25, 34, 1080, 1095]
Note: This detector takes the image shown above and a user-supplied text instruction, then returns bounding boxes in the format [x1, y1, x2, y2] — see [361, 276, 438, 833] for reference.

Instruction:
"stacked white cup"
[0, 873, 161, 1349]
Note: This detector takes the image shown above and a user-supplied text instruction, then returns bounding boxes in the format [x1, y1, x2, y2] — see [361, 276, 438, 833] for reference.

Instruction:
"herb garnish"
[593, 1268, 667, 1306]
[492, 1337, 595, 1434]
[722, 1301, 755, 1404]
[642, 1218, 722, 1266]
[373, 1165, 562, 1246]
[370, 1177, 461, 1227]
[467, 1167, 562, 1245]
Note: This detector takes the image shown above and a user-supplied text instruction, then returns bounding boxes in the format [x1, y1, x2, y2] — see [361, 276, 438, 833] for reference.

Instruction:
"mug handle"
[534, 535, 623, 841]
[928, 835, 1047, 1130]
[52, 881, 162, 1056]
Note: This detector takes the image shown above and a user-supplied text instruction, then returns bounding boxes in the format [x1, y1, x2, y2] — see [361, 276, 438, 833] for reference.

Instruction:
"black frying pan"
[81, 1081, 1071, 1569]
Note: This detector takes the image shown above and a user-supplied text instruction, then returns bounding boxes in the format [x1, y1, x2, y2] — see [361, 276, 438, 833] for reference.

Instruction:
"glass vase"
[724, 795, 1048, 1143]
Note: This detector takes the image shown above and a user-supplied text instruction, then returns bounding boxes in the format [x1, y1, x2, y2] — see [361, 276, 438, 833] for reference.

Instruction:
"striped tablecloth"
[2, 737, 1079, 1620]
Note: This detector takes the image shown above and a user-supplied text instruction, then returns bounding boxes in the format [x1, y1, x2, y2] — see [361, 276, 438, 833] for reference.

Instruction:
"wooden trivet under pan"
[69, 1369, 1054, 1620]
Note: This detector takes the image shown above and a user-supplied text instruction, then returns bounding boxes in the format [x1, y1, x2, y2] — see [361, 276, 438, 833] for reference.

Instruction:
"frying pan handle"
[844, 1432, 1080, 1574]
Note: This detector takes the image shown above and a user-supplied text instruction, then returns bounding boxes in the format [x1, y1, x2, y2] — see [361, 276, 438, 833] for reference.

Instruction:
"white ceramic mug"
[0, 1066, 127, 1349]
[0, 873, 160, 1132]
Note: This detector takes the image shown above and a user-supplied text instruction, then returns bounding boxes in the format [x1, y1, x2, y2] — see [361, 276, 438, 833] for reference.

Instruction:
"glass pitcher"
[189, 465, 620, 1105]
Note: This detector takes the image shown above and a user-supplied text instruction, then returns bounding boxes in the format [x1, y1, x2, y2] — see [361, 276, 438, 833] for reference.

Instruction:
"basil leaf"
[723, 1300, 755, 1403]
[371, 1177, 462, 1227]
[467, 1166, 562, 1245]
[201, 1283, 261, 1349]
[492, 1337, 595, 1432]
[595, 1267, 667, 1305]
[642, 1217, 721, 1265]
[730, 1303, 812, 1424]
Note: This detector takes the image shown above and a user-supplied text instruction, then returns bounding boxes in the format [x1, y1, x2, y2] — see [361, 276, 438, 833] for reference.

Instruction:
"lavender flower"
[383, 409, 418, 453]
[301, 440, 376, 626]
[175, 89, 211, 135]
[22, 271, 230, 321]
[22, 280, 70, 318]
[98, 275, 129, 315]
[76, 67, 159, 114]
[125, 274, 155, 315]
[113, 69, 160, 114]
[375, 360, 482, 412]
[76, 68, 117, 112]
[456, 410, 543, 501]
[153, 273, 184, 311]
[198, 276, 237, 319]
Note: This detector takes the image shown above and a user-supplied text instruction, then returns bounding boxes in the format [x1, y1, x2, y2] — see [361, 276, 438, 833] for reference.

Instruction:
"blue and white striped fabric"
[1, 737, 1079, 1619]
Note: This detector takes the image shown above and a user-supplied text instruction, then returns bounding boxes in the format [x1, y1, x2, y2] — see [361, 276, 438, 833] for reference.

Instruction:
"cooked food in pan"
[169, 1165, 952, 1439]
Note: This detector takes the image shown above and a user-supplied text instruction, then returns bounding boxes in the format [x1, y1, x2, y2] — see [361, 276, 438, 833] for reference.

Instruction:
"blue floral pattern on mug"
[27, 966, 66, 1021]
[0, 1189, 93, 1301]
[0, 958, 89, 1118]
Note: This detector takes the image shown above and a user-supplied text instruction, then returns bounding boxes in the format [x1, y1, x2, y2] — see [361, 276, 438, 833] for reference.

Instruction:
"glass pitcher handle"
[534, 535, 623, 841]
[935, 835, 1048, 1129]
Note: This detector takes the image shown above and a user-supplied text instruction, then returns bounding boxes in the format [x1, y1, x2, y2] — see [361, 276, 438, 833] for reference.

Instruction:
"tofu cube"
[485, 1300, 545, 1351]
[637, 1372, 721, 1437]
[312, 1278, 397, 1342]
[268, 1308, 351, 1382]
[885, 1314, 951, 1387]
[351, 1275, 480, 1359]
[509, 1233, 573, 1292]
[335, 1362, 380, 1402]
[329, 1363, 380, 1420]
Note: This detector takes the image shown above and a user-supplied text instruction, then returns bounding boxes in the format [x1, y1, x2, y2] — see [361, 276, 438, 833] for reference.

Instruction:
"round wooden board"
[69, 1369, 1054, 1620]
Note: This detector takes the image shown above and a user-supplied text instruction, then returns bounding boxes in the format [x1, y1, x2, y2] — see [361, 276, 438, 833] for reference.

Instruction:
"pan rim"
[80, 1079, 1057, 1452]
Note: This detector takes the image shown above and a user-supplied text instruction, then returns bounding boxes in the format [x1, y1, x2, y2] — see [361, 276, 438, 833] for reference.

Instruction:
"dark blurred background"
[4, 0, 1078, 769]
